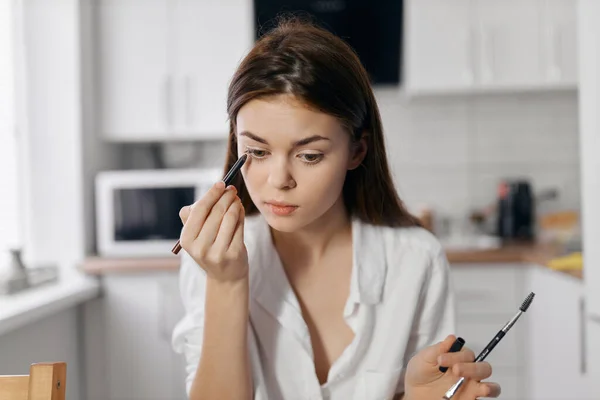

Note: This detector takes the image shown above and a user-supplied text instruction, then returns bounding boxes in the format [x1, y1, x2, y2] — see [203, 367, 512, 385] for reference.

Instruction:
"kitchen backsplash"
[121, 91, 580, 219]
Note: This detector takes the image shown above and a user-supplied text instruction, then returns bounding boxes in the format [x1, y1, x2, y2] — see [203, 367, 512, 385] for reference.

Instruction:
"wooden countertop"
[80, 242, 583, 280]
[446, 242, 583, 280]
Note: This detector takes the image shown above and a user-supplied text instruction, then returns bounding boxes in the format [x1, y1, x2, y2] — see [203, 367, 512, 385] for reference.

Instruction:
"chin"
[262, 213, 305, 233]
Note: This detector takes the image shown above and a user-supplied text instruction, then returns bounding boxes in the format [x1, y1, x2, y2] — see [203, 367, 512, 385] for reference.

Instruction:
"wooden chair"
[0, 362, 66, 400]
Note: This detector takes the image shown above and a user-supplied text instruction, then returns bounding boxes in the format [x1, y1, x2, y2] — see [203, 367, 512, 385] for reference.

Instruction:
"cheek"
[241, 162, 267, 192]
[297, 161, 348, 200]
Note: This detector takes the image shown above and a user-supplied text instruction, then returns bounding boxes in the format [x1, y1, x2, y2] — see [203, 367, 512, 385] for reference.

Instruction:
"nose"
[267, 156, 296, 190]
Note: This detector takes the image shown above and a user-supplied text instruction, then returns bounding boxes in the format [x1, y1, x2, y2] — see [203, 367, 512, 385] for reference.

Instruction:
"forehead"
[236, 95, 347, 142]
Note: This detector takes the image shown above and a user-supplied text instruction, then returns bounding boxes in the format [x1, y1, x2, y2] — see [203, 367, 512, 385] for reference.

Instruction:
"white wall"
[380, 91, 580, 218]
[0, 0, 20, 273]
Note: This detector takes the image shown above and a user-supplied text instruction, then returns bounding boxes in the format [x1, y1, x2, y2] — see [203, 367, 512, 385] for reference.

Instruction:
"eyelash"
[245, 148, 324, 166]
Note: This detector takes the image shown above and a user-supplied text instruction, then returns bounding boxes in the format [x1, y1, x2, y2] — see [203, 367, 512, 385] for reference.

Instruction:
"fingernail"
[437, 356, 443, 365]
[215, 181, 225, 189]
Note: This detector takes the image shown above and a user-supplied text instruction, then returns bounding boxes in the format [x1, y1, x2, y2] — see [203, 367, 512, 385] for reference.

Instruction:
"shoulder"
[379, 224, 446, 266]
[373, 224, 450, 290]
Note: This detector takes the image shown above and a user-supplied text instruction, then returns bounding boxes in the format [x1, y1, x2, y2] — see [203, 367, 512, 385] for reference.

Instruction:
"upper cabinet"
[541, 0, 578, 84]
[405, 0, 578, 96]
[96, 0, 253, 142]
[404, 0, 474, 93]
[97, 0, 171, 141]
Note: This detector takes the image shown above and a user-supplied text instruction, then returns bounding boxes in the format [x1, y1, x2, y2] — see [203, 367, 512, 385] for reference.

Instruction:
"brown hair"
[224, 15, 421, 228]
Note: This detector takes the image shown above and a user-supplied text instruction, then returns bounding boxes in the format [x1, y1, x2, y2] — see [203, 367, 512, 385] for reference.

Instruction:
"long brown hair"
[224, 15, 421, 228]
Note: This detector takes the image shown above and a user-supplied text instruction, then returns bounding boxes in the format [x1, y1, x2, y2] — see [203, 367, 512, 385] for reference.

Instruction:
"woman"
[172, 16, 500, 400]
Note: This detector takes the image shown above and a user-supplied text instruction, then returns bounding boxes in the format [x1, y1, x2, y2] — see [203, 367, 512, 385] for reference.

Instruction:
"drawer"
[450, 265, 524, 315]
[455, 320, 522, 369]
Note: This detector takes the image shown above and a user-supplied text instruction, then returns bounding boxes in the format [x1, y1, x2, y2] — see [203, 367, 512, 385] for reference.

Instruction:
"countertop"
[80, 242, 583, 280]
[0, 269, 100, 336]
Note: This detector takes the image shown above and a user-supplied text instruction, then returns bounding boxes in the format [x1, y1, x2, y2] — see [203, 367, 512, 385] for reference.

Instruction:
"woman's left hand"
[403, 334, 501, 400]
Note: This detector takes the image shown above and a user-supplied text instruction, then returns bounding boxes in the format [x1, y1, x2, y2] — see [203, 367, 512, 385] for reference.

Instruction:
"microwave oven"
[95, 168, 221, 257]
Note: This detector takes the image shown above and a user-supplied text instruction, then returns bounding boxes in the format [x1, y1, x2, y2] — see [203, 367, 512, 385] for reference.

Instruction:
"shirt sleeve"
[397, 247, 456, 393]
[171, 247, 267, 399]
[171, 250, 208, 397]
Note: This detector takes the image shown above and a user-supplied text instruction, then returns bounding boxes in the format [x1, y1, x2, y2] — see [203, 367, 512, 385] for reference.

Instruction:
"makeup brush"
[442, 292, 536, 399]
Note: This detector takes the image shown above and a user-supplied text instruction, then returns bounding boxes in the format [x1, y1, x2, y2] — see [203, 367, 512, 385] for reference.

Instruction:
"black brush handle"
[440, 337, 466, 373]
[474, 330, 505, 362]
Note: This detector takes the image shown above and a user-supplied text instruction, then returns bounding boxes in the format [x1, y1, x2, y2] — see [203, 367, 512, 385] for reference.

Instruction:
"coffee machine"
[496, 179, 535, 241]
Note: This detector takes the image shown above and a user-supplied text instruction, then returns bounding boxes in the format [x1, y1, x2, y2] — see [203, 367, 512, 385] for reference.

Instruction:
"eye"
[246, 148, 268, 159]
[298, 153, 324, 164]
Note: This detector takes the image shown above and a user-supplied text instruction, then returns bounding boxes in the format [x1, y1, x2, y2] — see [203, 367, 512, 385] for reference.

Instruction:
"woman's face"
[236, 94, 364, 232]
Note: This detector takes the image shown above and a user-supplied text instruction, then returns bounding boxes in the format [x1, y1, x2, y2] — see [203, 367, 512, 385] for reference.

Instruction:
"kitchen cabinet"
[524, 266, 590, 400]
[96, 0, 253, 142]
[473, 0, 541, 87]
[101, 272, 187, 400]
[541, 0, 578, 84]
[404, 0, 473, 93]
[405, 0, 578, 96]
[96, 0, 171, 141]
[578, 0, 600, 391]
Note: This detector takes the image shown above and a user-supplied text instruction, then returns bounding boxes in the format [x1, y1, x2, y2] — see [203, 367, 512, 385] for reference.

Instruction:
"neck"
[270, 197, 352, 269]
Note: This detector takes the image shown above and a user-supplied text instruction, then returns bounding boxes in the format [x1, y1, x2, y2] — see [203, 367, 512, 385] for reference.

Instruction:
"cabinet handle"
[590, 313, 600, 325]
[479, 26, 495, 84]
[464, 28, 475, 84]
[164, 76, 173, 127]
[579, 296, 587, 375]
[547, 25, 563, 81]
[185, 75, 193, 126]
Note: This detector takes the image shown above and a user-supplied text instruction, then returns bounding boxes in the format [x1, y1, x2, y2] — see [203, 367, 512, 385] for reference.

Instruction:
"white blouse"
[172, 215, 455, 400]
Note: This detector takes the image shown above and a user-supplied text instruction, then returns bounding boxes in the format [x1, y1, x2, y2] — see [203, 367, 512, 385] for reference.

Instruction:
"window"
[0, 0, 20, 272]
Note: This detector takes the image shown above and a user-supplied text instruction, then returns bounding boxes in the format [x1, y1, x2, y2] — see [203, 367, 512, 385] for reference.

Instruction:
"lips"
[264, 201, 298, 216]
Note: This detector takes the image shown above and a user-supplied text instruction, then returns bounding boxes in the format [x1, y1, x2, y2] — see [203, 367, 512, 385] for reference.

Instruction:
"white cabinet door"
[525, 266, 588, 400]
[405, 0, 474, 94]
[541, 0, 578, 84]
[104, 273, 185, 400]
[473, 0, 541, 88]
[173, 0, 253, 139]
[578, 0, 600, 328]
[97, 0, 173, 141]
[587, 316, 600, 394]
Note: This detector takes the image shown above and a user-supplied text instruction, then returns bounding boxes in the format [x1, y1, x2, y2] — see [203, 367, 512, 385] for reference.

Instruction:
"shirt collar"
[248, 214, 387, 306]
[349, 216, 387, 305]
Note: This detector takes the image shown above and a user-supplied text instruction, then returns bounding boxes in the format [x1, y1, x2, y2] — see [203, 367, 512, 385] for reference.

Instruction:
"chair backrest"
[0, 363, 66, 400]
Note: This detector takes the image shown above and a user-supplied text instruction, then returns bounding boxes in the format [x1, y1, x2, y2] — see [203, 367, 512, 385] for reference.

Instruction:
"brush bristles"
[520, 292, 535, 312]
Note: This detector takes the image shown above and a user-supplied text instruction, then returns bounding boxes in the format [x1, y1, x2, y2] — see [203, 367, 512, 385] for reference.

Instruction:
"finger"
[179, 205, 191, 225]
[180, 182, 226, 246]
[421, 335, 457, 365]
[195, 186, 238, 246]
[452, 361, 492, 381]
[476, 382, 501, 398]
[213, 199, 242, 253]
[228, 203, 246, 253]
[437, 347, 475, 367]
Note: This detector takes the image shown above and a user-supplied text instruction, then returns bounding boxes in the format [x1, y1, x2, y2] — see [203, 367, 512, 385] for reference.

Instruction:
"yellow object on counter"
[547, 252, 583, 271]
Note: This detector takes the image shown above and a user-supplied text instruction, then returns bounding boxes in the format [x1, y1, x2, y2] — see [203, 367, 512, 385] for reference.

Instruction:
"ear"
[347, 132, 368, 170]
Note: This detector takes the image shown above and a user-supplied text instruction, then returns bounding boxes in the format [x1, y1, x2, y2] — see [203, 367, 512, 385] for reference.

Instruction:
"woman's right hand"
[179, 181, 248, 282]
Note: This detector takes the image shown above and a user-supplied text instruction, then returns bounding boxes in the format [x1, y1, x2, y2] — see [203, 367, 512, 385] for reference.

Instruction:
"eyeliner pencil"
[171, 153, 248, 255]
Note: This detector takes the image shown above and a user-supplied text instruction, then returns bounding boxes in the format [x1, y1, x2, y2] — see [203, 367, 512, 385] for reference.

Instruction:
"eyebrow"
[239, 131, 330, 147]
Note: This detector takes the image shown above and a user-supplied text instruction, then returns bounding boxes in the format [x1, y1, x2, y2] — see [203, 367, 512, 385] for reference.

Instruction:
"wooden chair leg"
[28, 363, 66, 400]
